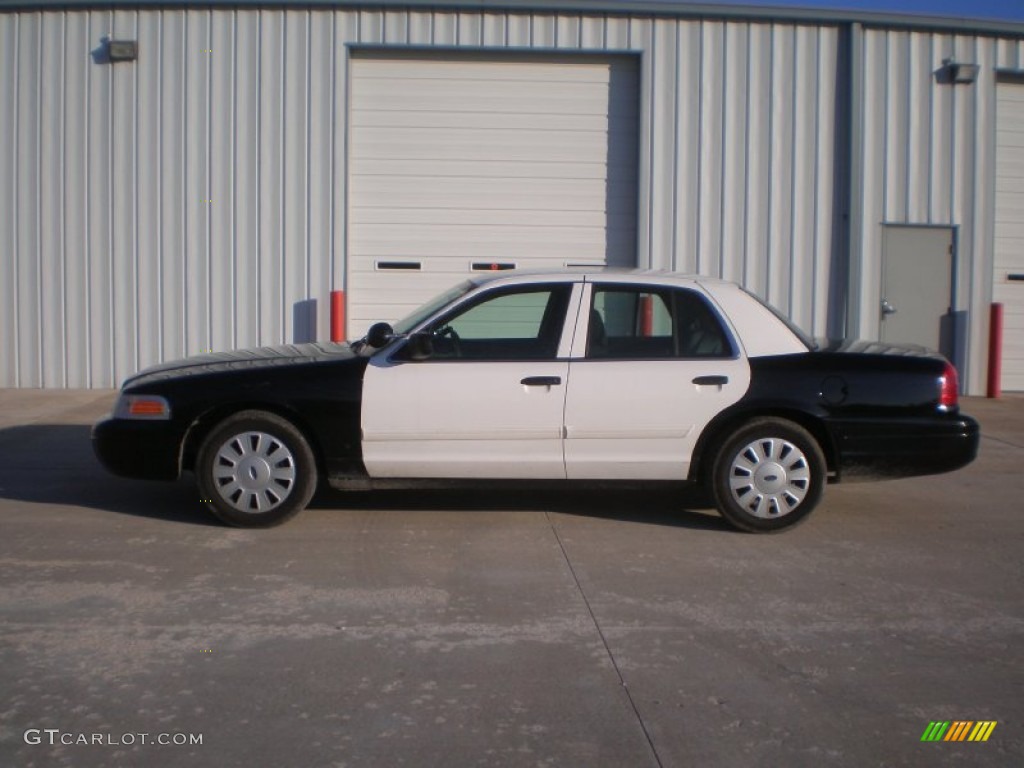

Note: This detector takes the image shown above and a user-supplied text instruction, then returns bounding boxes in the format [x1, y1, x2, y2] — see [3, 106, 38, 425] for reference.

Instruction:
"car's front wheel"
[196, 410, 317, 528]
[711, 418, 825, 533]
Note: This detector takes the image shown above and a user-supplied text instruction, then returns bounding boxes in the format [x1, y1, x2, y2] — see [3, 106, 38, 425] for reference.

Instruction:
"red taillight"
[939, 361, 959, 410]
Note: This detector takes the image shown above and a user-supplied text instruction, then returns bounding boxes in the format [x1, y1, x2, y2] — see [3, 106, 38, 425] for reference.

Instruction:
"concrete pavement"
[0, 390, 1021, 767]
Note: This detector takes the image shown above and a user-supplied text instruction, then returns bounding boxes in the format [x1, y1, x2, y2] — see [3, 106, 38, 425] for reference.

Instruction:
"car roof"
[468, 268, 733, 289]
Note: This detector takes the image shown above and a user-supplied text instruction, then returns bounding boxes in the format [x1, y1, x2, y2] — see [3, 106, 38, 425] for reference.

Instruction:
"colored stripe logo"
[921, 721, 997, 742]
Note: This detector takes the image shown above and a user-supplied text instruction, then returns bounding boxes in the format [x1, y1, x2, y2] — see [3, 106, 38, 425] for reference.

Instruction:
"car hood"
[123, 342, 359, 388]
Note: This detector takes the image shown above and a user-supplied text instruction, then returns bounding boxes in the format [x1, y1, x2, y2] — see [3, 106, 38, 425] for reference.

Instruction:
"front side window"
[587, 286, 733, 359]
[418, 286, 571, 361]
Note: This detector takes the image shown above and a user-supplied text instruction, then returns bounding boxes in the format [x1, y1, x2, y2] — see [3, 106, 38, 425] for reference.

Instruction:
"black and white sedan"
[93, 271, 979, 532]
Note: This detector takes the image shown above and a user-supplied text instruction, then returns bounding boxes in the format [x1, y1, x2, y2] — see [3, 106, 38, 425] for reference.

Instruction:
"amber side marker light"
[116, 395, 171, 420]
[130, 400, 166, 416]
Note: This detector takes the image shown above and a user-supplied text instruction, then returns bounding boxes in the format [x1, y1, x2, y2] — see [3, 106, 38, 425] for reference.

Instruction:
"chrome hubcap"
[213, 431, 297, 513]
[728, 437, 811, 518]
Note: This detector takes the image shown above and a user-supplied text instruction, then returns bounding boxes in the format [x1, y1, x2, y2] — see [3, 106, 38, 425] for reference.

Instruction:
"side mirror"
[406, 332, 434, 361]
[365, 322, 395, 349]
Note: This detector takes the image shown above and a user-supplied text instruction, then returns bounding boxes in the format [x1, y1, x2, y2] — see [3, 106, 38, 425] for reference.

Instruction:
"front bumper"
[831, 413, 980, 481]
[92, 417, 184, 481]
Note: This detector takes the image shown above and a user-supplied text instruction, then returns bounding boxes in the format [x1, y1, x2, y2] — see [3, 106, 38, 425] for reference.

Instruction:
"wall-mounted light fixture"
[942, 58, 979, 84]
[106, 37, 138, 63]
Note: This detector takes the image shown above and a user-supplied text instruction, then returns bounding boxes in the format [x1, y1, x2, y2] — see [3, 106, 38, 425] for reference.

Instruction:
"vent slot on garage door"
[346, 50, 640, 337]
[376, 261, 423, 271]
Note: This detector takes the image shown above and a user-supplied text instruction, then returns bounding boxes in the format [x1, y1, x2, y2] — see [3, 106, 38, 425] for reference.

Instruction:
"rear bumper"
[831, 414, 980, 481]
[92, 417, 183, 481]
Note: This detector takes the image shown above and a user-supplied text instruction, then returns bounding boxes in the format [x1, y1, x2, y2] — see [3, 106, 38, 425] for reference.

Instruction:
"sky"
[702, 0, 1024, 23]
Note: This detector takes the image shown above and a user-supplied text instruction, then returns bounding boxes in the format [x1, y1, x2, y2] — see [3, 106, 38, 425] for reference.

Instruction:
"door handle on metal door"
[521, 376, 562, 386]
[692, 375, 729, 386]
[881, 299, 898, 316]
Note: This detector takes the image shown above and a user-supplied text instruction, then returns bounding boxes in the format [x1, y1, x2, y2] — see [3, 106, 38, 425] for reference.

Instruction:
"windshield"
[391, 280, 476, 335]
[741, 288, 817, 351]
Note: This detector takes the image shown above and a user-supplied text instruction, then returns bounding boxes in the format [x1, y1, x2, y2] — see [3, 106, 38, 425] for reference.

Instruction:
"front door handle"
[881, 299, 898, 316]
[693, 375, 729, 386]
[521, 376, 562, 387]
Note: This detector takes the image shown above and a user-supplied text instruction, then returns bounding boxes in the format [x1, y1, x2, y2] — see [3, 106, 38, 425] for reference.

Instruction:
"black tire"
[196, 410, 317, 528]
[711, 417, 826, 533]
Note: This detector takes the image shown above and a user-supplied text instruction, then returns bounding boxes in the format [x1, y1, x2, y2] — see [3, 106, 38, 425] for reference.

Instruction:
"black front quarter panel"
[174, 357, 370, 479]
[97, 356, 370, 483]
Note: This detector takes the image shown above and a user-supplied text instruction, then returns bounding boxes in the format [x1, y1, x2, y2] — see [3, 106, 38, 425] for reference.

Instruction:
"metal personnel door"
[880, 226, 954, 351]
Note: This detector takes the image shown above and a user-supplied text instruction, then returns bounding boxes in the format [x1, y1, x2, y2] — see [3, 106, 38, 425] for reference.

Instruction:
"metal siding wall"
[209, 10, 232, 352]
[809, 28, 833, 337]
[636, 17, 840, 328]
[233, 11, 257, 351]
[17, 13, 39, 386]
[0, 16, 15, 385]
[0, 8, 835, 387]
[283, 12, 306, 343]
[40, 14, 64, 385]
[64, 15, 88, 385]
[745, 25, 772, 297]
[697, 22, 724, 279]
[855, 28, 1016, 393]
[309, 13, 334, 345]
[159, 11, 184, 370]
[648, 18, 676, 271]
[721, 23, 748, 291]
[11, 8, 1015, 388]
[969, 36, 999, 395]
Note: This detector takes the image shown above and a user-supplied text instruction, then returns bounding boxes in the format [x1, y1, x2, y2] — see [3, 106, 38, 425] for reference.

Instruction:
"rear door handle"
[692, 375, 729, 386]
[521, 376, 562, 387]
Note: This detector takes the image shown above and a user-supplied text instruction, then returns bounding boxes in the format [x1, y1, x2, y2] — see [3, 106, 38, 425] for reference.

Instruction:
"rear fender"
[689, 402, 838, 485]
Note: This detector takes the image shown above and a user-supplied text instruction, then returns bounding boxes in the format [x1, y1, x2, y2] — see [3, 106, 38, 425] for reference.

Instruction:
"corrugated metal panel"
[853, 28, 1020, 392]
[5, 0, 1024, 38]
[1, 6, 1019, 389]
[1, 15, 19, 385]
[641, 18, 840, 338]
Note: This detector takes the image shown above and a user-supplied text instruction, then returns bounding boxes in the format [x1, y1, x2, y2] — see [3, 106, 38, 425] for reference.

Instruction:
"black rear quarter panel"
[692, 346, 977, 482]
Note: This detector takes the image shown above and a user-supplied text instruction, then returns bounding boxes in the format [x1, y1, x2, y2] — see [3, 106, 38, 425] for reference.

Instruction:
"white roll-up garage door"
[346, 51, 639, 336]
[996, 77, 1024, 391]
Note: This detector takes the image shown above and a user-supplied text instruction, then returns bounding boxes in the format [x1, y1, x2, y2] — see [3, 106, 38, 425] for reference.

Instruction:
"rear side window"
[587, 286, 734, 359]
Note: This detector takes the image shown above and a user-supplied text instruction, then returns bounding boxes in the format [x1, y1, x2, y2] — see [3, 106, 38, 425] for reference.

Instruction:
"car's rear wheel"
[196, 410, 317, 528]
[711, 418, 825, 533]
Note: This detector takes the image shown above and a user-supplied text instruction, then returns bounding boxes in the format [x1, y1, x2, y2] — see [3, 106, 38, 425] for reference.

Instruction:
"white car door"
[563, 282, 750, 480]
[361, 282, 582, 479]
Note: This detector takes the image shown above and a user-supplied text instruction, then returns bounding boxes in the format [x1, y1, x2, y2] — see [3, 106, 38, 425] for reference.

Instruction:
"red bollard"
[330, 290, 346, 342]
[639, 295, 653, 337]
[987, 302, 1003, 399]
